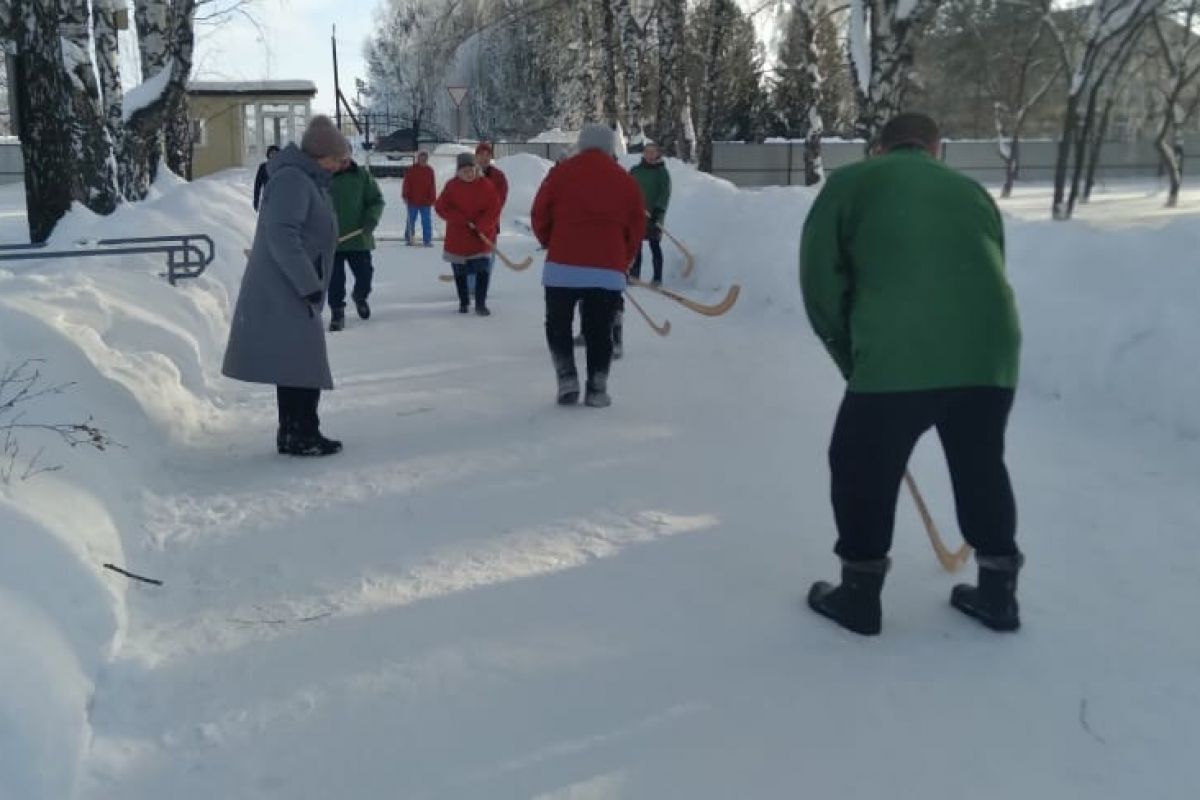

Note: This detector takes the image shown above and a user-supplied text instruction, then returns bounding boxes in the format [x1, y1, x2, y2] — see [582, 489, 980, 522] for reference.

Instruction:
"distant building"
[188, 81, 318, 178]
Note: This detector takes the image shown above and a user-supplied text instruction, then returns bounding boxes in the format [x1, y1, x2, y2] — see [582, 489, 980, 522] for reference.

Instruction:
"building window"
[192, 118, 207, 148]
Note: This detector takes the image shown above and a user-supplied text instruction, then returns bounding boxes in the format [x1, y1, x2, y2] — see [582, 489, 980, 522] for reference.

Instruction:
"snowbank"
[1007, 216, 1200, 437]
[0, 170, 256, 800]
[606, 156, 1200, 437]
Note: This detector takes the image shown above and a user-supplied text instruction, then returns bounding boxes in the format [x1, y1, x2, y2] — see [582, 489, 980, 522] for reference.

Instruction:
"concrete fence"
[712, 137, 1200, 187]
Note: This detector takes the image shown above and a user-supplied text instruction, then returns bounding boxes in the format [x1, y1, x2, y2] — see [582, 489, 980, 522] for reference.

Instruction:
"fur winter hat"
[301, 115, 350, 160]
[456, 152, 477, 170]
[576, 124, 616, 155]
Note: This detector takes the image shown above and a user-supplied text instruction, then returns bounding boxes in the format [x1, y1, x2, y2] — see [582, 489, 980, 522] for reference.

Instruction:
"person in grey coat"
[222, 116, 351, 456]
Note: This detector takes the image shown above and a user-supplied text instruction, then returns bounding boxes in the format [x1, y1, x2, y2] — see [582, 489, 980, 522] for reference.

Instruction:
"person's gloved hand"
[305, 291, 324, 305]
[646, 220, 662, 241]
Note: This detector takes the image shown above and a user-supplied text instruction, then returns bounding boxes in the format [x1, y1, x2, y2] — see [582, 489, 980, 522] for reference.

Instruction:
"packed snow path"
[73, 233, 1200, 799]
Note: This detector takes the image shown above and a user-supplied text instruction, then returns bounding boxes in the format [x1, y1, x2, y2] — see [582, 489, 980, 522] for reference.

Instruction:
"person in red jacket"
[402, 150, 437, 246]
[435, 152, 502, 315]
[531, 124, 645, 407]
[475, 141, 509, 282]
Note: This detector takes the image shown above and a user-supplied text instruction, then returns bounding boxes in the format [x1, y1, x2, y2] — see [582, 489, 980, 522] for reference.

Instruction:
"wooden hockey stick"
[904, 471, 972, 572]
[438, 273, 454, 282]
[473, 228, 532, 271]
[628, 277, 740, 317]
[645, 211, 695, 279]
[624, 290, 671, 336]
[660, 226, 695, 279]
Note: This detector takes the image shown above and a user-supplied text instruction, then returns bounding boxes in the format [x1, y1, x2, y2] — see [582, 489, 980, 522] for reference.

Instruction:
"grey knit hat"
[456, 152, 476, 169]
[301, 115, 350, 159]
[576, 123, 616, 155]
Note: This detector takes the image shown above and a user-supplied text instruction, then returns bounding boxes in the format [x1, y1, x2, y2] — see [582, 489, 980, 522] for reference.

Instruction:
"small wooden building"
[188, 81, 318, 178]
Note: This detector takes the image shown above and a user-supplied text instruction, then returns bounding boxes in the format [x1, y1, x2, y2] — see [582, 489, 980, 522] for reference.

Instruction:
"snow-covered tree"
[847, 0, 944, 145]
[930, 0, 1064, 197]
[366, 0, 463, 143]
[655, 0, 691, 158]
[6, 0, 76, 242]
[6, 0, 199, 240]
[1047, 0, 1166, 219]
[772, 0, 842, 183]
[1150, 0, 1200, 206]
[690, 0, 767, 172]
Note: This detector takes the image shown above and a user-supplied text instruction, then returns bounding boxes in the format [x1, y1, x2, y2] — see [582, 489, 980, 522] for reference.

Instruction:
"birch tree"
[6, 0, 76, 242]
[773, 0, 835, 184]
[655, 0, 690, 157]
[1047, 0, 1165, 219]
[949, 0, 1064, 196]
[847, 0, 945, 146]
[1151, 0, 1200, 206]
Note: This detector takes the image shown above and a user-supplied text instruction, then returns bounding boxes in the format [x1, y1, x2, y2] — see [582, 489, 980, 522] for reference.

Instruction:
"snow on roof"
[188, 80, 318, 96]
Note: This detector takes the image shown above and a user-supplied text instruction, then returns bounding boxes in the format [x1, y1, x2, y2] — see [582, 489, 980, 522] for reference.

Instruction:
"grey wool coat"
[223, 145, 338, 390]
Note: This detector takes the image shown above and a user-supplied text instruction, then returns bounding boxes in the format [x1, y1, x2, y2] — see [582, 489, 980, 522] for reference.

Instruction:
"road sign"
[447, 86, 469, 108]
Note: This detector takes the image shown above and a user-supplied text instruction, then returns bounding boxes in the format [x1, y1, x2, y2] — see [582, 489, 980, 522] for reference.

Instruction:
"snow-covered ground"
[1, 162, 1197, 800]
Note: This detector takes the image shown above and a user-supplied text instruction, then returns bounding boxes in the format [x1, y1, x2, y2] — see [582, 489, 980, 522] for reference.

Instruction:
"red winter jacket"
[402, 163, 437, 206]
[435, 176, 501, 258]
[531, 149, 646, 272]
[481, 165, 509, 208]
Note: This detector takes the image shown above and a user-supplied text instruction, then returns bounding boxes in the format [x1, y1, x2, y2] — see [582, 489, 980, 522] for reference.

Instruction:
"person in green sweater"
[329, 157, 386, 332]
[799, 113, 1024, 637]
[629, 143, 671, 286]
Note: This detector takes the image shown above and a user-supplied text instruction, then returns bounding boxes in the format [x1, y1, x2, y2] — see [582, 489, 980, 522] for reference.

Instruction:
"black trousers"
[829, 388, 1018, 562]
[452, 257, 491, 308]
[630, 233, 663, 283]
[277, 386, 321, 435]
[545, 287, 622, 383]
[330, 251, 374, 309]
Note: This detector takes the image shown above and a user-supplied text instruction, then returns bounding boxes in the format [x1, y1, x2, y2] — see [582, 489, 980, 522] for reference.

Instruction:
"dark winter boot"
[354, 296, 371, 320]
[573, 333, 585, 347]
[807, 558, 891, 636]
[553, 354, 580, 405]
[584, 372, 611, 408]
[281, 429, 343, 457]
[474, 269, 491, 316]
[557, 374, 581, 405]
[329, 307, 345, 332]
[951, 554, 1024, 632]
[612, 312, 624, 360]
[454, 273, 470, 313]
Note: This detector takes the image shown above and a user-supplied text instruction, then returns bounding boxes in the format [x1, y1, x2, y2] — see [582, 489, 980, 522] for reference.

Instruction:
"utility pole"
[331, 24, 342, 128]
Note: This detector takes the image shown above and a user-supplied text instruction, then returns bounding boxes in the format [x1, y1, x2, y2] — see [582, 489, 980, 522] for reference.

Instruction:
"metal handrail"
[0, 234, 215, 285]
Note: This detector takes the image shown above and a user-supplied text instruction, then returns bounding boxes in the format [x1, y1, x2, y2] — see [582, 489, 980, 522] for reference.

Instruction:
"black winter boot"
[807, 559, 891, 636]
[474, 269, 491, 316]
[354, 296, 371, 320]
[329, 307, 345, 332]
[951, 554, 1024, 631]
[553, 354, 579, 405]
[281, 429, 343, 457]
[454, 273, 470, 313]
[584, 372, 611, 408]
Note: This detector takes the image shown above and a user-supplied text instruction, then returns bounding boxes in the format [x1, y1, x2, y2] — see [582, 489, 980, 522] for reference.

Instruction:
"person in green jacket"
[629, 143, 671, 285]
[799, 113, 1024, 637]
[329, 158, 386, 332]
